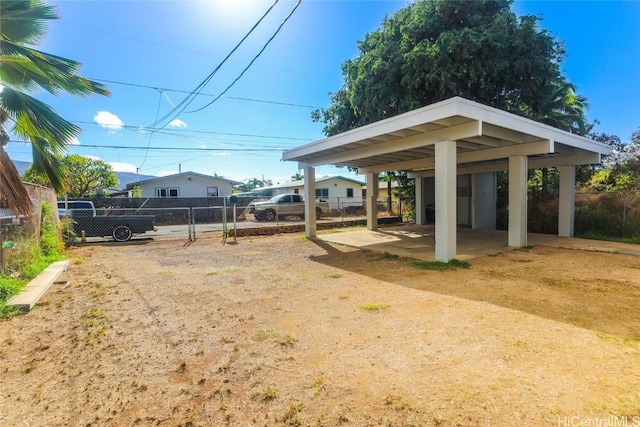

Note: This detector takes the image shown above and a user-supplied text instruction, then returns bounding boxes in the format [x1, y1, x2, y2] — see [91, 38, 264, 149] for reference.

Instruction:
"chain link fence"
[58, 197, 409, 243]
[574, 190, 640, 238]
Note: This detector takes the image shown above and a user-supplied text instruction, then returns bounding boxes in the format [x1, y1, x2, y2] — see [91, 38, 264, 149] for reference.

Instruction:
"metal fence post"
[622, 191, 627, 238]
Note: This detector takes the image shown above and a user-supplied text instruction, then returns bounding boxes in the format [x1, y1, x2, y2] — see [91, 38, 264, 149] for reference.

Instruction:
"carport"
[282, 97, 612, 261]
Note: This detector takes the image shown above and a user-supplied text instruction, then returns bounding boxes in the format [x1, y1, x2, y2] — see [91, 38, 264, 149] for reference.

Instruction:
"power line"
[57, 21, 215, 58]
[67, 145, 285, 152]
[151, 0, 281, 130]
[88, 78, 323, 109]
[186, 0, 303, 114]
[138, 89, 164, 169]
[6, 140, 286, 152]
[69, 120, 315, 142]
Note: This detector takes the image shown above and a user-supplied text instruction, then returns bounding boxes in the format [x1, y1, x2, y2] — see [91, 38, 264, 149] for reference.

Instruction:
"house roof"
[282, 97, 612, 176]
[316, 176, 365, 186]
[125, 171, 242, 189]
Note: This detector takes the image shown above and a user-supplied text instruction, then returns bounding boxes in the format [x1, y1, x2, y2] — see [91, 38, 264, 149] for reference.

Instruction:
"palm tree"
[529, 80, 589, 135]
[0, 0, 109, 216]
[291, 172, 303, 181]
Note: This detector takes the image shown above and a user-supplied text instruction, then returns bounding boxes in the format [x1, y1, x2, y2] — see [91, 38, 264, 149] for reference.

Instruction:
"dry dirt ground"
[1, 229, 639, 426]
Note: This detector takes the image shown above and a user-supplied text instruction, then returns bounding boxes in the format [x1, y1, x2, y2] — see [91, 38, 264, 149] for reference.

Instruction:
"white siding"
[138, 174, 233, 198]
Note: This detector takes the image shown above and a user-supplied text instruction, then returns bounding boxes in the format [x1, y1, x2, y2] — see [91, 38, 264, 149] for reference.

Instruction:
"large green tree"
[313, 0, 586, 137]
[0, 0, 109, 216]
[24, 154, 119, 198]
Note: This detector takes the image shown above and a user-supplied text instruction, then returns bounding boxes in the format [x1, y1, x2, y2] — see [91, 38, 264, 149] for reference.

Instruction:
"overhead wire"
[88, 78, 323, 110]
[69, 120, 315, 142]
[186, 0, 303, 114]
[139, 89, 164, 168]
[151, 0, 280, 130]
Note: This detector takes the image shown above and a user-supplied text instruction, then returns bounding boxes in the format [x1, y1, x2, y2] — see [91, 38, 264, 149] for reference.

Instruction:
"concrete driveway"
[317, 224, 640, 261]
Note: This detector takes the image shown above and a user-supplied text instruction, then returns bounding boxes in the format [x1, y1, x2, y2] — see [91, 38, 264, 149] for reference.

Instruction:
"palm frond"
[30, 139, 66, 191]
[0, 0, 58, 45]
[0, 147, 33, 217]
[0, 44, 110, 97]
[0, 87, 81, 150]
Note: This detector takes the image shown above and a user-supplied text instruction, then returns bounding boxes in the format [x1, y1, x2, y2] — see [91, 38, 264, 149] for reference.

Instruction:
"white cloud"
[68, 136, 80, 145]
[168, 119, 187, 128]
[94, 111, 124, 131]
[109, 162, 138, 173]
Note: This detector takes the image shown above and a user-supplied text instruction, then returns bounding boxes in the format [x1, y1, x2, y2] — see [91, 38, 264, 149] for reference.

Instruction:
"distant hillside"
[12, 160, 155, 191]
[116, 171, 156, 188]
[12, 160, 31, 177]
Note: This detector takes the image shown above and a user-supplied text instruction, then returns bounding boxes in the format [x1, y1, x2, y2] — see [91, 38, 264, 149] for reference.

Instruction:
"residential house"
[125, 171, 240, 198]
[264, 176, 365, 211]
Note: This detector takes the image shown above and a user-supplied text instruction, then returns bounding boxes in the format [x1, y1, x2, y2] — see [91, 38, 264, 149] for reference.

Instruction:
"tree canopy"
[0, 0, 109, 216]
[24, 154, 119, 198]
[313, 0, 587, 137]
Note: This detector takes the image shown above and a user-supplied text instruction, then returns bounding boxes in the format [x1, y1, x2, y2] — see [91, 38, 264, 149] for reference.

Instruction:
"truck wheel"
[112, 225, 132, 242]
[316, 207, 322, 219]
[264, 209, 276, 221]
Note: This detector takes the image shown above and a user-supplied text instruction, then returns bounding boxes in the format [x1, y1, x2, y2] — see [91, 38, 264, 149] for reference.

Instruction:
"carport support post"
[366, 172, 378, 231]
[508, 156, 528, 247]
[415, 177, 425, 225]
[558, 165, 576, 237]
[302, 164, 317, 238]
[435, 140, 457, 262]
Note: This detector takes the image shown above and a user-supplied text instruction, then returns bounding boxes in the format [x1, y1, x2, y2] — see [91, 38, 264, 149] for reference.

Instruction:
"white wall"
[472, 173, 497, 229]
[139, 174, 233, 198]
[314, 177, 364, 211]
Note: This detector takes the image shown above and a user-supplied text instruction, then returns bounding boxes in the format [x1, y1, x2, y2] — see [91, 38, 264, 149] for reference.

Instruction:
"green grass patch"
[411, 259, 470, 271]
[1, 202, 66, 319]
[378, 251, 399, 259]
[361, 303, 390, 312]
[0, 276, 28, 318]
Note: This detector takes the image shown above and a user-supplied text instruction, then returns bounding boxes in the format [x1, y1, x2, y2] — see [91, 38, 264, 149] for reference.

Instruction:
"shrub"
[0, 201, 65, 317]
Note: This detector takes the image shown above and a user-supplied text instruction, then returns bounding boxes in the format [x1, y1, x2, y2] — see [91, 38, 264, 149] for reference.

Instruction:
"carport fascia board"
[283, 97, 474, 163]
[299, 120, 482, 167]
[283, 97, 611, 169]
[455, 100, 612, 155]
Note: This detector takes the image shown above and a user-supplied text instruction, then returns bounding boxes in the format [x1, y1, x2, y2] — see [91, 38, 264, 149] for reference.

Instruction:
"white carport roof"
[282, 97, 611, 173]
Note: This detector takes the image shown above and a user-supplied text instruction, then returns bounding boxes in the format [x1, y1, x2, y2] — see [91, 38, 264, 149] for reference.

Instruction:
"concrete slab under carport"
[317, 224, 640, 261]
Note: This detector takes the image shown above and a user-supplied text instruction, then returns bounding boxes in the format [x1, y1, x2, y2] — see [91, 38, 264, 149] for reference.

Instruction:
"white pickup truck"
[248, 193, 329, 221]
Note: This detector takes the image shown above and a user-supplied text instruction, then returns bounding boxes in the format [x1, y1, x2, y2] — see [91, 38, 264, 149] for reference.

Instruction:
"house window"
[346, 188, 354, 198]
[156, 187, 179, 198]
[294, 188, 299, 194]
[316, 188, 329, 198]
[207, 187, 219, 197]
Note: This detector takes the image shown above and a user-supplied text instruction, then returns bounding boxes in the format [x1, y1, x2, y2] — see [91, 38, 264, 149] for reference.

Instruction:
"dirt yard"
[1, 229, 639, 426]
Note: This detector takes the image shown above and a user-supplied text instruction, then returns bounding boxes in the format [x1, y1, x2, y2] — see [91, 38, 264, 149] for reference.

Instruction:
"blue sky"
[7, 0, 640, 187]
